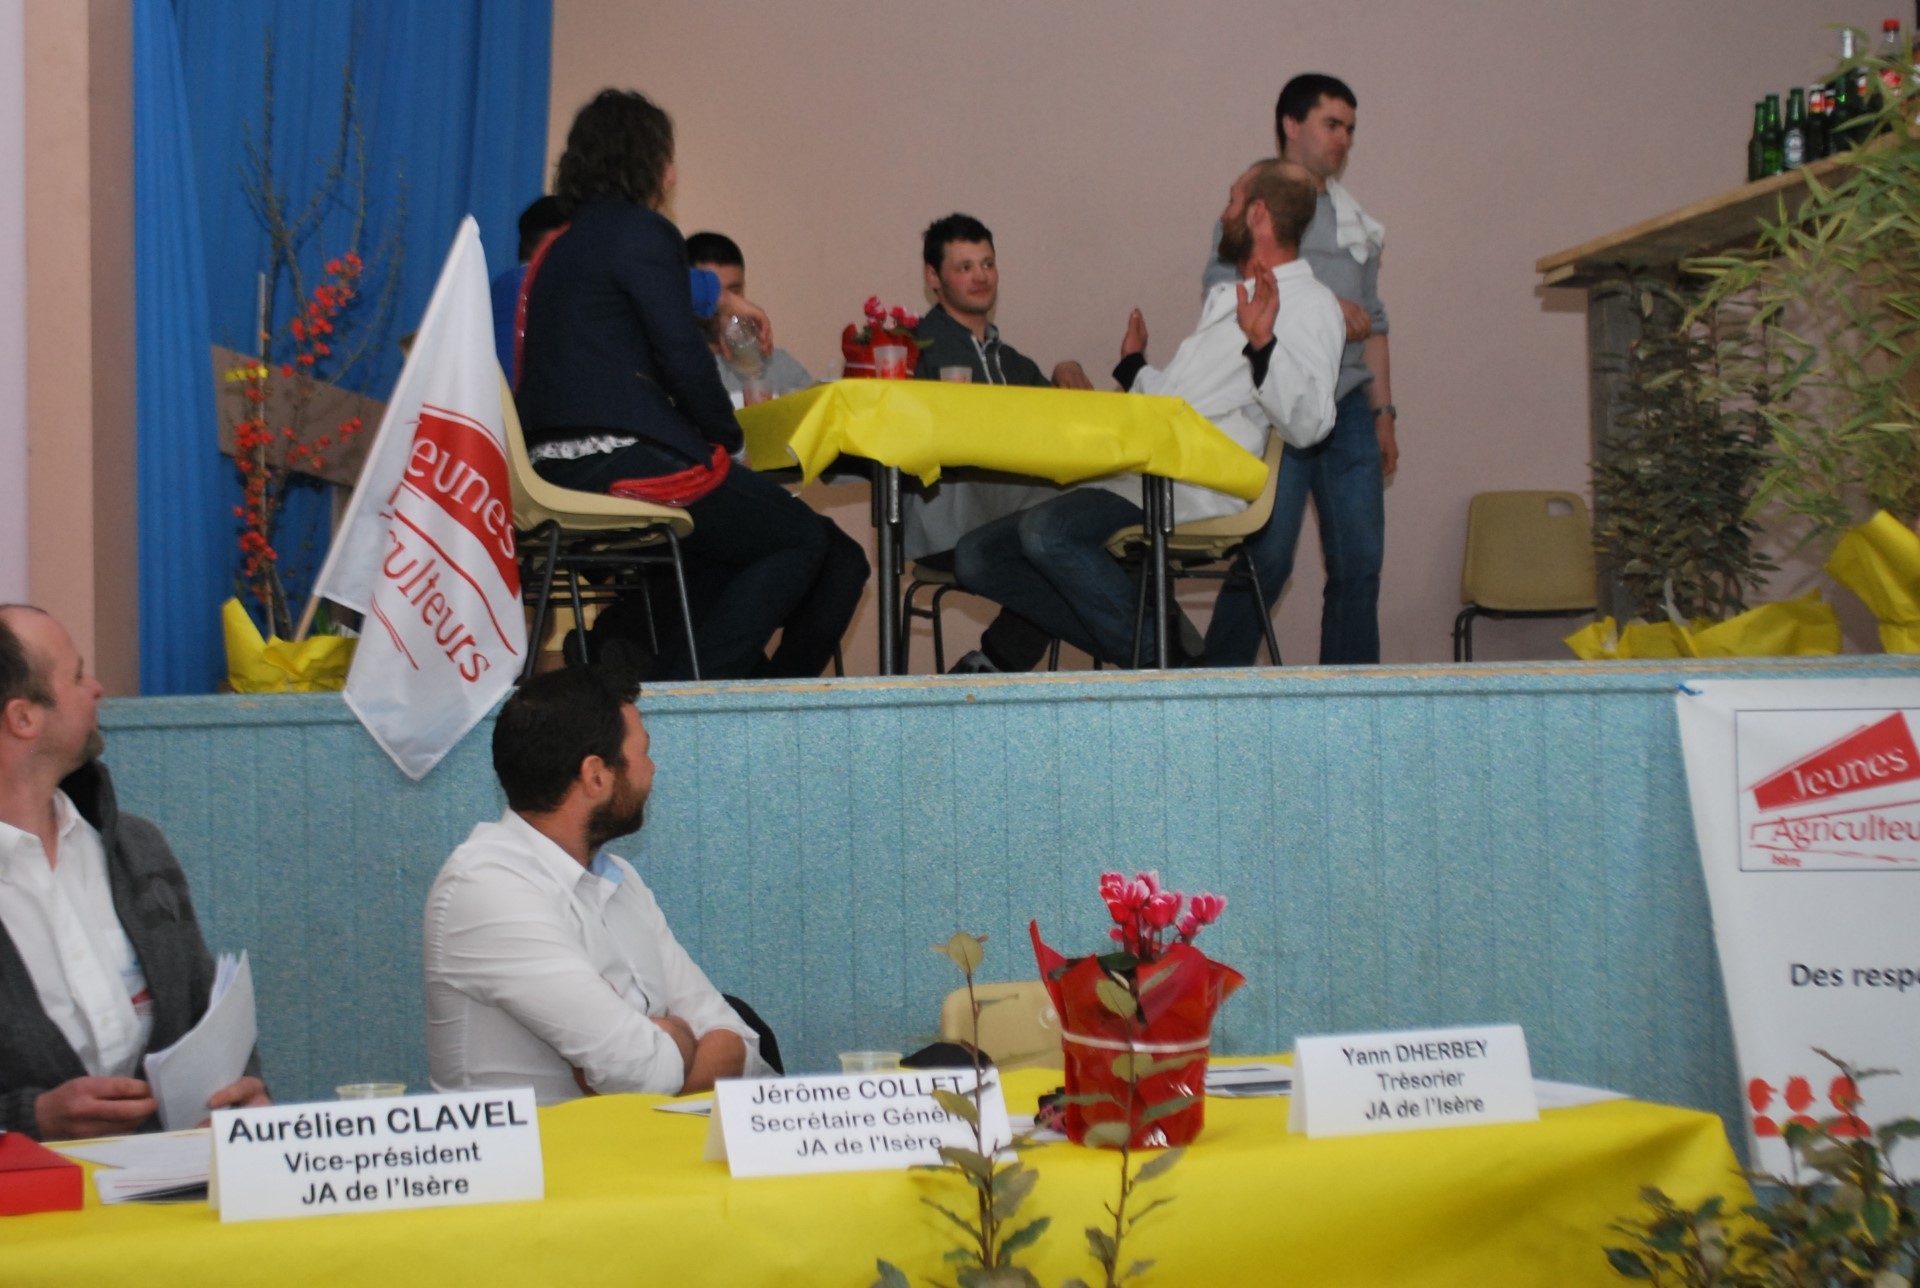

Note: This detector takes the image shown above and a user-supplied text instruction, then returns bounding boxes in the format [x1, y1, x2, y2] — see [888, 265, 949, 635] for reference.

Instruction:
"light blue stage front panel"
[96, 660, 1920, 1146]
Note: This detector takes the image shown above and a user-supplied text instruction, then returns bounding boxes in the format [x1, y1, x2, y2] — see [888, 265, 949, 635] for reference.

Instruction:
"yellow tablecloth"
[2, 1066, 1748, 1286]
[736, 380, 1268, 501]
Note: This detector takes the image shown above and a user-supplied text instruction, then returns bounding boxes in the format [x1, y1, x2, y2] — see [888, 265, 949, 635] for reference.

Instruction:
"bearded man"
[423, 667, 774, 1101]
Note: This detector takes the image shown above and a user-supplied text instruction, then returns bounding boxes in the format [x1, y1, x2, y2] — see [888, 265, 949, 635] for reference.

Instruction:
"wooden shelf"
[1535, 153, 1853, 288]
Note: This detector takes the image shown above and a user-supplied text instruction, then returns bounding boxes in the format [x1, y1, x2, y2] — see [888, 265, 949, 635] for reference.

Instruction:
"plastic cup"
[741, 377, 773, 406]
[871, 345, 910, 379]
[838, 1051, 903, 1074]
[939, 366, 973, 383]
[336, 1082, 407, 1100]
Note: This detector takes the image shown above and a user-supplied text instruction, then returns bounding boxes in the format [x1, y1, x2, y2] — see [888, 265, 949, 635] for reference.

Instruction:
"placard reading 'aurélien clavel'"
[210, 1089, 543, 1223]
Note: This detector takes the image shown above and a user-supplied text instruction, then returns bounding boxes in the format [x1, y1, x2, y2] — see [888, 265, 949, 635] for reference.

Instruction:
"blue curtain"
[133, 0, 551, 691]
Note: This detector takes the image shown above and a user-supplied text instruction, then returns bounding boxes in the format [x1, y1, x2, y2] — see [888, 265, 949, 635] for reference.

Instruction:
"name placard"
[210, 1089, 543, 1222]
[708, 1069, 1010, 1179]
[1288, 1024, 1538, 1139]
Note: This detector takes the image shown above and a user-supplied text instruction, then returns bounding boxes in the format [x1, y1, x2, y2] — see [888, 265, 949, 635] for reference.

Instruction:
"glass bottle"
[1761, 93, 1785, 177]
[1783, 87, 1809, 168]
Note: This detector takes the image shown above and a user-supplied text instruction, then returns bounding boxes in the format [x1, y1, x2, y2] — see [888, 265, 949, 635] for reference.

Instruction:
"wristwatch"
[1372, 403, 1397, 420]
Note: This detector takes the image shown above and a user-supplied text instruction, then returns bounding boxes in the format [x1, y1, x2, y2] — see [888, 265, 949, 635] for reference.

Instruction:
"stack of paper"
[143, 952, 257, 1131]
[53, 1130, 211, 1204]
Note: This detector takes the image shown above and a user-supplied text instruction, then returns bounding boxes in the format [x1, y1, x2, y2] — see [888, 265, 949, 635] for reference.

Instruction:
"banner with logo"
[1675, 679, 1920, 1172]
[310, 217, 523, 780]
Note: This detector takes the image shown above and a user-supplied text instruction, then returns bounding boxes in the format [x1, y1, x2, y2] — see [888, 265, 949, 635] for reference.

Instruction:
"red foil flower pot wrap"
[841, 325, 916, 379]
[1031, 920, 1244, 1148]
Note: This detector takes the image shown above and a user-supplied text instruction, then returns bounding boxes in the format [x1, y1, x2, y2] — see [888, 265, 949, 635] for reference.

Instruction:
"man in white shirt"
[951, 159, 1344, 668]
[424, 667, 772, 1102]
[0, 605, 268, 1139]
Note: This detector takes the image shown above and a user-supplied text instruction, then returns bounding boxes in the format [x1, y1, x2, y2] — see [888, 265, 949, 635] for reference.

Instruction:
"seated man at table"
[952, 160, 1343, 667]
[907, 213, 1095, 674]
[424, 666, 774, 1102]
[0, 605, 268, 1139]
[687, 231, 814, 401]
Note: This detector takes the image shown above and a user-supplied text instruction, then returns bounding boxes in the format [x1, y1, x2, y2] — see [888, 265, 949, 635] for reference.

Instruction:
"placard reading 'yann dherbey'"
[708, 1069, 1010, 1179]
[210, 1089, 543, 1223]
[1289, 1024, 1539, 1138]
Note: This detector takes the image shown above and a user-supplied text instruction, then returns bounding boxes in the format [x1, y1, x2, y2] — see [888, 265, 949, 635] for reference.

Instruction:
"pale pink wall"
[552, 0, 1894, 669]
[0, 0, 25, 604]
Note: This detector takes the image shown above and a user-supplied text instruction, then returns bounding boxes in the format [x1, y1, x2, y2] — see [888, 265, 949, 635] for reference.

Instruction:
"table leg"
[872, 461, 902, 675]
[1147, 474, 1171, 670]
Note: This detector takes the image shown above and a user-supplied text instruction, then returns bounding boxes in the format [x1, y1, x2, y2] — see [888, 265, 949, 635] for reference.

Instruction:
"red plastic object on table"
[840, 324, 917, 380]
[0, 1132, 84, 1215]
[1031, 921, 1244, 1149]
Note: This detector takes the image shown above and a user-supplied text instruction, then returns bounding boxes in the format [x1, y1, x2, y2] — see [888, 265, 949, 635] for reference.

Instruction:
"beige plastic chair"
[939, 980, 1063, 1071]
[499, 373, 700, 679]
[1104, 432, 1287, 665]
[1452, 490, 1597, 661]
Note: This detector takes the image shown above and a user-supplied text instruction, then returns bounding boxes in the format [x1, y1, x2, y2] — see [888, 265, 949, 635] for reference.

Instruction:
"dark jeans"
[1204, 387, 1383, 665]
[537, 440, 868, 680]
[914, 549, 1054, 671]
[953, 488, 1153, 667]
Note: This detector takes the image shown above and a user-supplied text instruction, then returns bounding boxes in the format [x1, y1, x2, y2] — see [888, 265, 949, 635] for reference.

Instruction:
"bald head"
[0, 605, 105, 773]
[1241, 159, 1318, 252]
[0, 605, 53, 708]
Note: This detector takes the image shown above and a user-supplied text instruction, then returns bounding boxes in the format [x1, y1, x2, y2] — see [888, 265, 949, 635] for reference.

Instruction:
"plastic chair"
[1104, 433, 1286, 667]
[1452, 490, 1597, 662]
[939, 980, 1063, 1071]
[498, 372, 701, 680]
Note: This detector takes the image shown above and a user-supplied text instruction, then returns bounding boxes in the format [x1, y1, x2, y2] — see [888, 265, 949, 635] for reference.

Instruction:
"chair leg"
[1128, 563, 1148, 670]
[520, 523, 562, 682]
[1046, 637, 1061, 672]
[564, 571, 591, 668]
[664, 528, 700, 680]
[639, 569, 660, 653]
[1239, 554, 1282, 667]
[928, 584, 954, 674]
[1452, 606, 1478, 663]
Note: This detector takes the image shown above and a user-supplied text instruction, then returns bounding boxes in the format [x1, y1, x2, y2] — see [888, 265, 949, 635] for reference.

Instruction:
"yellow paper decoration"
[1566, 593, 1840, 660]
[221, 597, 356, 693]
[1826, 510, 1920, 654]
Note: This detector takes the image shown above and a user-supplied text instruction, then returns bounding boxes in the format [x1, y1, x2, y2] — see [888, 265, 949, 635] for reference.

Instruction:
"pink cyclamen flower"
[1135, 870, 1161, 896]
[1187, 892, 1226, 925]
[1141, 890, 1182, 930]
[1176, 914, 1201, 939]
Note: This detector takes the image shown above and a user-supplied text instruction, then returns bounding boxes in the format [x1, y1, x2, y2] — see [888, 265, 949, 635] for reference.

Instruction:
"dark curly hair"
[553, 89, 675, 213]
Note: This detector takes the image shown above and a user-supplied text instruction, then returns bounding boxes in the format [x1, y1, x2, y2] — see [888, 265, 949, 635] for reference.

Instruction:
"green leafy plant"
[1687, 32, 1920, 539]
[874, 933, 1050, 1288]
[1605, 1051, 1920, 1286]
[1060, 960, 1193, 1288]
[1591, 276, 1776, 621]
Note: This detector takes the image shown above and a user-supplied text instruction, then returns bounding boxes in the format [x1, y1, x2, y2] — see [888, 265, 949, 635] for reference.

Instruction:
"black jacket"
[516, 200, 743, 465]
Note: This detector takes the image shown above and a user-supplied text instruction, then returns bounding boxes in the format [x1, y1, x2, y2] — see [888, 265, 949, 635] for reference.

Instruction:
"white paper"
[53, 1128, 212, 1205]
[652, 1098, 713, 1117]
[1205, 1063, 1294, 1097]
[143, 952, 257, 1131]
[1532, 1080, 1628, 1110]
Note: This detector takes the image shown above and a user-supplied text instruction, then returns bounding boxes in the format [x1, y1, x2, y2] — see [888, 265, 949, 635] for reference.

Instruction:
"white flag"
[312, 217, 524, 779]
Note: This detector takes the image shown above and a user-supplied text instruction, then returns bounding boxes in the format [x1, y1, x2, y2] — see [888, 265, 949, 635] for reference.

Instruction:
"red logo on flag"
[1750, 712, 1920, 812]
[402, 405, 519, 593]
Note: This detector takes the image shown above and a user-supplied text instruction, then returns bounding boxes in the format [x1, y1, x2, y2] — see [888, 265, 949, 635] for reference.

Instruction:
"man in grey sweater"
[0, 605, 267, 1138]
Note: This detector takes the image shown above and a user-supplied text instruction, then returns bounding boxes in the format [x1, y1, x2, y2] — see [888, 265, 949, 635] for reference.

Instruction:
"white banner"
[1676, 678, 1920, 1172]
[311, 217, 523, 779]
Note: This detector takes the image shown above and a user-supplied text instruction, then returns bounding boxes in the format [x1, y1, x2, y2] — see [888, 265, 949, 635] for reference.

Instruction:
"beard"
[1217, 214, 1252, 269]
[586, 785, 646, 852]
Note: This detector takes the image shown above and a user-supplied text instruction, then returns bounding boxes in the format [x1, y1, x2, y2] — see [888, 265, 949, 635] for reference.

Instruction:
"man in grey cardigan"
[0, 605, 267, 1138]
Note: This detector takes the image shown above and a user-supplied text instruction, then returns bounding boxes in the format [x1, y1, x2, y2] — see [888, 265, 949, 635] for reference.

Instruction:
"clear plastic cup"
[939, 366, 973, 383]
[838, 1051, 903, 1074]
[336, 1082, 407, 1100]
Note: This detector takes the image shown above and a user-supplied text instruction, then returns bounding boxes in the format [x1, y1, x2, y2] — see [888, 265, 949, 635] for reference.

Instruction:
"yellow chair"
[1105, 433, 1286, 666]
[1452, 490, 1597, 661]
[498, 373, 701, 680]
[939, 980, 1063, 1071]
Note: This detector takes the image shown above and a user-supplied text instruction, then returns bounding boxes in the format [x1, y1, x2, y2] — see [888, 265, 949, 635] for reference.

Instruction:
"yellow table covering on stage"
[736, 380, 1268, 500]
[1, 1066, 1747, 1287]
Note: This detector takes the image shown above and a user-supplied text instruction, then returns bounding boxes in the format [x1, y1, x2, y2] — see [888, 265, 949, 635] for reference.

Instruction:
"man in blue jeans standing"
[1202, 73, 1396, 666]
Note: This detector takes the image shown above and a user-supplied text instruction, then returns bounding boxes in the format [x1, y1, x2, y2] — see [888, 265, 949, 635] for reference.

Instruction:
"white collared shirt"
[423, 810, 771, 1102]
[0, 791, 154, 1078]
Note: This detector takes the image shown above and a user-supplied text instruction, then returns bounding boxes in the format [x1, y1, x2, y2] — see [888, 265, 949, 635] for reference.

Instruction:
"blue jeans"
[953, 488, 1153, 667]
[537, 440, 868, 680]
[1205, 387, 1383, 665]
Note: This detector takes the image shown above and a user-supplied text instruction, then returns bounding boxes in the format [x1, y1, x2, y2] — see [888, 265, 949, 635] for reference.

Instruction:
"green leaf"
[1119, 1260, 1155, 1282]
[1139, 1096, 1196, 1125]
[1126, 1196, 1174, 1228]
[997, 1216, 1051, 1261]
[1141, 1052, 1203, 1077]
[1095, 978, 1137, 1020]
[1056, 1093, 1118, 1107]
[1604, 1247, 1653, 1279]
[936, 932, 986, 973]
[1860, 1190, 1898, 1243]
[932, 1089, 981, 1126]
[936, 1146, 994, 1183]
[873, 1260, 913, 1288]
[1132, 1146, 1185, 1184]
[990, 1165, 1039, 1221]
[1084, 1227, 1118, 1266]
[1082, 1121, 1131, 1150]
[1110, 1052, 1153, 1082]
[1136, 960, 1178, 993]
[921, 1196, 982, 1241]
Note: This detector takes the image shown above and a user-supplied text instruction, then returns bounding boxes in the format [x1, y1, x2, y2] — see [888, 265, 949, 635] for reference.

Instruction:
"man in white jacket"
[952, 159, 1343, 668]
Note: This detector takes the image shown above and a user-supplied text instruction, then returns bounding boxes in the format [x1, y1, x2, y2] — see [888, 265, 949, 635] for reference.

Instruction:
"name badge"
[707, 1069, 1010, 1179]
[1288, 1024, 1538, 1138]
[210, 1089, 543, 1222]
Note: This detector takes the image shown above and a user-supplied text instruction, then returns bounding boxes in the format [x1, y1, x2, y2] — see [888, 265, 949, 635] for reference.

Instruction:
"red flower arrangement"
[841, 295, 924, 378]
[1032, 871, 1243, 1149]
